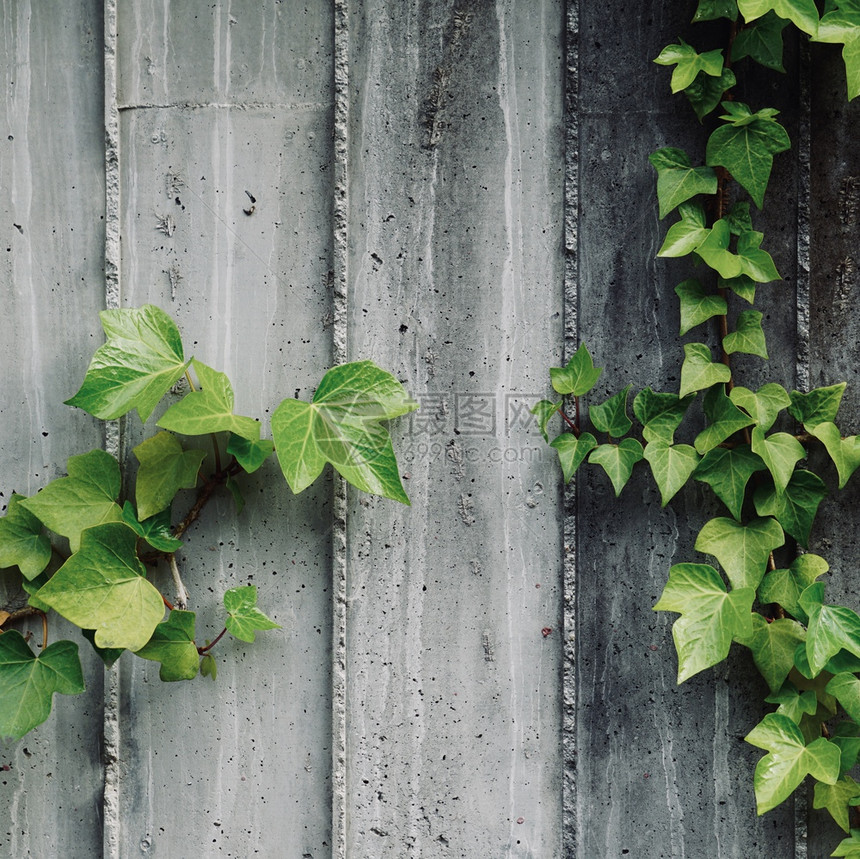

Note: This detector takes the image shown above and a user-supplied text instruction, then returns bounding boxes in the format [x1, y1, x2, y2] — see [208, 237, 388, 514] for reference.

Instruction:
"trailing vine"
[536, 2, 860, 853]
[0, 304, 416, 738]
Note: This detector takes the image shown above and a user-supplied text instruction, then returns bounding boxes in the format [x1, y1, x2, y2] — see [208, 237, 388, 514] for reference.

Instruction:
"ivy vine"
[537, 1, 860, 852]
[0, 304, 416, 739]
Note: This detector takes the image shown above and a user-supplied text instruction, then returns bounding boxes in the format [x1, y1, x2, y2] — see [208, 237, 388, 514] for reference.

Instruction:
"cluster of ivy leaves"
[0, 304, 417, 740]
[535, 1, 860, 853]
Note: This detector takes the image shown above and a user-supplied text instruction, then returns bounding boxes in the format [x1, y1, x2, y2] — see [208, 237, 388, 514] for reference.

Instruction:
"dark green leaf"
[694, 384, 756, 454]
[643, 442, 701, 506]
[226, 435, 275, 474]
[758, 553, 829, 621]
[550, 432, 598, 483]
[0, 494, 51, 579]
[693, 0, 739, 21]
[736, 614, 806, 692]
[694, 445, 767, 520]
[225, 476, 245, 514]
[807, 422, 860, 489]
[684, 68, 737, 120]
[765, 681, 819, 723]
[588, 439, 644, 496]
[549, 344, 602, 396]
[732, 11, 788, 71]
[815, 775, 860, 833]
[788, 383, 846, 425]
[589, 385, 633, 437]
[725, 201, 754, 235]
[633, 388, 695, 444]
[833, 721, 860, 774]
[827, 673, 860, 726]
[674, 279, 727, 336]
[135, 610, 200, 681]
[754, 470, 827, 546]
[720, 274, 757, 303]
[224, 585, 281, 643]
[800, 582, 860, 675]
[648, 148, 718, 218]
[121, 502, 182, 553]
[81, 628, 124, 669]
[654, 39, 726, 93]
[679, 343, 732, 398]
[200, 653, 217, 680]
[133, 432, 205, 521]
[695, 516, 784, 590]
[751, 426, 806, 495]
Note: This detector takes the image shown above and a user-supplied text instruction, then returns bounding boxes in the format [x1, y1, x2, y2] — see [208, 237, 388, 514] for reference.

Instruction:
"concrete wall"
[0, 1, 857, 856]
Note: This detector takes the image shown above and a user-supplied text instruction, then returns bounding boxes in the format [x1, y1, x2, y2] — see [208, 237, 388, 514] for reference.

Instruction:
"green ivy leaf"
[758, 553, 829, 621]
[695, 219, 744, 278]
[738, 0, 820, 35]
[833, 721, 860, 774]
[200, 652, 217, 680]
[649, 148, 719, 218]
[745, 712, 840, 815]
[549, 343, 602, 396]
[643, 442, 701, 506]
[21, 571, 51, 612]
[35, 523, 165, 652]
[725, 201, 754, 235]
[588, 439, 644, 496]
[674, 279, 728, 336]
[720, 273, 757, 303]
[807, 422, 860, 489]
[157, 359, 261, 441]
[135, 610, 199, 682]
[226, 435, 275, 474]
[684, 68, 737, 120]
[224, 585, 281, 643]
[694, 384, 757, 454]
[723, 310, 769, 358]
[693, 0, 739, 21]
[653, 562, 755, 683]
[813, 4, 860, 100]
[706, 103, 791, 207]
[80, 628, 124, 669]
[657, 201, 710, 257]
[729, 383, 790, 431]
[225, 476, 244, 514]
[0, 494, 51, 579]
[589, 385, 633, 436]
[815, 775, 860, 833]
[550, 432, 598, 483]
[751, 426, 806, 495]
[133, 432, 206, 521]
[121, 502, 182, 554]
[64, 304, 190, 422]
[654, 39, 726, 93]
[271, 361, 418, 503]
[694, 445, 767, 520]
[765, 681, 819, 723]
[19, 449, 123, 552]
[800, 582, 860, 675]
[695, 516, 785, 590]
[0, 632, 85, 740]
[789, 383, 847, 425]
[754, 469, 827, 545]
[530, 400, 562, 443]
[633, 388, 695, 444]
[828, 674, 860, 726]
[737, 614, 806, 692]
[679, 343, 732, 398]
[832, 828, 860, 857]
[737, 230, 781, 282]
[732, 10, 789, 71]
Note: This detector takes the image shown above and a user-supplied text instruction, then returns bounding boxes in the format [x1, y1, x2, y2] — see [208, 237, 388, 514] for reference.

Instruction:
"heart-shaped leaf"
[550, 432, 598, 483]
[588, 439, 644, 496]
[133, 432, 206, 521]
[674, 279, 727, 336]
[649, 148, 719, 218]
[633, 388, 695, 444]
[643, 441, 701, 506]
[549, 343, 602, 396]
[695, 516, 784, 590]
[0, 494, 52, 579]
[694, 445, 767, 520]
[807, 422, 860, 489]
[754, 469, 827, 546]
[680, 343, 732, 398]
[135, 610, 200, 681]
[589, 385, 633, 437]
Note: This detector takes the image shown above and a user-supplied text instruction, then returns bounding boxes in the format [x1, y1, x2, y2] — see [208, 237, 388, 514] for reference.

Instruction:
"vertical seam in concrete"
[562, 1, 579, 855]
[793, 34, 812, 859]
[102, 1, 121, 857]
[332, 1, 349, 856]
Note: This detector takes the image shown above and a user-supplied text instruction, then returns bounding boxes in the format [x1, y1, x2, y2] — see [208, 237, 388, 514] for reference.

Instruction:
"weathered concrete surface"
[0, 3, 107, 857]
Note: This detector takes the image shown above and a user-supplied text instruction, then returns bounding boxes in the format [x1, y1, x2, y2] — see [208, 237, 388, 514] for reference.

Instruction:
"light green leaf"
[724, 310, 769, 358]
[643, 442, 701, 506]
[530, 400, 562, 443]
[751, 426, 806, 495]
[684, 68, 737, 120]
[64, 304, 190, 422]
[654, 562, 755, 683]
[0, 631, 85, 740]
[706, 103, 792, 207]
[745, 712, 840, 815]
[157, 359, 261, 441]
[832, 828, 860, 857]
[121, 502, 182, 553]
[736, 230, 781, 282]
[694, 445, 767, 519]
[729, 383, 790, 431]
[693, 0, 739, 21]
[766, 681, 819, 723]
[272, 361, 418, 503]
[0, 494, 51, 579]
[19, 449, 123, 552]
[833, 721, 860, 774]
[133, 432, 206, 521]
[789, 383, 847, 425]
[200, 653, 217, 680]
[754, 469, 827, 546]
[694, 384, 757, 454]
[588, 439, 644, 496]
[35, 522, 165, 652]
[758, 553, 829, 621]
[674, 279, 727, 336]
[738, 0, 820, 35]
[801, 583, 860, 675]
[679, 343, 732, 398]
[226, 435, 275, 474]
[224, 585, 281, 643]
[549, 344, 603, 396]
[633, 388, 695, 444]
[550, 432, 598, 483]
[589, 385, 633, 437]
[657, 201, 710, 257]
[695, 219, 744, 278]
[649, 148, 719, 218]
[654, 39, 726, 93]
[732, 11, 789, 71]
[135, 610, 200, 682]
[695, 516, 785, 590]
[815, 776, 860, 833]
[807, 422, 860, 489]
[737, 614, 806, 692]
[828, 673, 860, 726]
[814, 5, 860, 100]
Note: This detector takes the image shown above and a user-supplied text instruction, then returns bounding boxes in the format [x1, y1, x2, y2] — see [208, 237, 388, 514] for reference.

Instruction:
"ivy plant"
[0, 304, 416, 738]
[536, 4, 860, 852]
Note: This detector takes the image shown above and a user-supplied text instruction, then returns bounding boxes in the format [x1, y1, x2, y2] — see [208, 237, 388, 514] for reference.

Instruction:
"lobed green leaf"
[133, 432, 206, 521]
[738, 0, 820, 35]
[674, 279, 727, 336]
[224, 585, 281, 643]
[0, 494, 52, 579]
[633, 388, 695, 444]
[135, 610, 200, 681]
[815, 775, 860, 833]
[643, 441, 701, 506]
[649, 148, 718, 218]
[530, 400, 562, 443]
[737, 614, 806, 692]
[758, 553, 829, 621]
[751, 426, 806, 495]
[754, 470, 827, 546]
[729, 383, 790, 432]
[227, 434, 275, 474]
[814, 5, 860, 100]
[723, 310, 769, 358]
[695, 516, 784, 590]
[589, 385, 633, 437]
[807, 422, 860, 489]
[549, 344, 602, 396]
[693, 445, 767, 520]
[588, 439, 644, 496]
[732, 11, 788, 71]
[654, 39, 726, 93]
[550, 432, 598, 483]
[694, 384, 756, 454]
[800, 583, 860, 676]
[679, 343, 732, 398]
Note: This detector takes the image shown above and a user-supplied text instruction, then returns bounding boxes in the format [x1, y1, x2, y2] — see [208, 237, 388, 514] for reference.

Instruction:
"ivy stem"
[198, 627, 227, 654]
[168, 554, 188, 610]
[39, 610, 48, 649]
[558, 406, 580, 437]
[162, 594, 175, 612]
